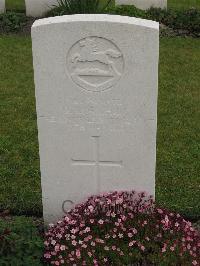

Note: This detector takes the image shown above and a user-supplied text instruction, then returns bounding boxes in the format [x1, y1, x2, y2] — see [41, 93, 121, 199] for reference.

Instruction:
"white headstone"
[25, 0, 58, 17]
[32, 14, 159, 224]
[0, 0, 5, 13]
[116, 0, 167, 10]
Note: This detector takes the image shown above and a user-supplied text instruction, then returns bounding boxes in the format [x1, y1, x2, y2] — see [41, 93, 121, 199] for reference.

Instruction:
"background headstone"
[0, 0, 5, 13]
[32, 14, 159, 224]
[25, 0, 58, 17]
[116, 0, 167, 10]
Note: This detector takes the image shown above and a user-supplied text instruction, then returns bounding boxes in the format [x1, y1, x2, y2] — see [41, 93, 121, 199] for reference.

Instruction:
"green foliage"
[107, 5, 200, 36]
[105, 4, 146, 18]
[0, 216, 43, 265]
[147, 7, 200, 36]
[0, 11, 27, 33]
[48, 0, 112, 16]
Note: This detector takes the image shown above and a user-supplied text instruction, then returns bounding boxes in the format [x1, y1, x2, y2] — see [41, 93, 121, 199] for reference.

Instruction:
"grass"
[157, 37, 200, 219]
[0, 36, 199, 220]
[5, 0, 200, 11]
[6, 0, 25, 12]
[0, 36, 42, 216]
[169, 0, 200, 9]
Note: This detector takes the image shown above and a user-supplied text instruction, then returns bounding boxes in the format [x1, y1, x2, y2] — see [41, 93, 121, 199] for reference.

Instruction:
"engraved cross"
[71, 136, 123, 192]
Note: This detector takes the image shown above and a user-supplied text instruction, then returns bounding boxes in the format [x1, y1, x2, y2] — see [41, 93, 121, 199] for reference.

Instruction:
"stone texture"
[0, 0, 5, 13]
[25, 0, 58, 17]
[32, 14, 159, 224]
[116, 0, 167, 10]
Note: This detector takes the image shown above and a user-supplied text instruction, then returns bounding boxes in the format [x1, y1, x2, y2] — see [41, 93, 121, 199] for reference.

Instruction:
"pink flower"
[64, 217, 70, 222]
[121, 215, 126, 221]
[51, 240, 56, 246]
[157, 208, 163, 214]
[51, 251, 56, 256]
[192, 261, 198, 265]
[55, 245, 60, 252]
[84, 227, 90, 233]
[80, 223, 85, 228]
[72, 240, 77, 246]
[56, 233, 62, 239]
[87, 252, 92, 257]
[60, 245, 66, 251]
[91, 241, 96, 246]
[75, 249, 81, 258]
[96, 238, 104, 244]
[129, 241, 136, 247]
[44, 253, 51, 258]
[44, 241, 49, 246]
[88, 205, 94, 212]
[128, 232, 133, 238]
[164, 215, 170, 227]
[116, 198, 123, 204]
[49, 223, 54, 227]
[170, 246, 175, 251]
[132, 228, 137, 234]
[65, 234, 70, 240]
[44, 191, 200, 266]
[71, 228, 77, 234]
[93, 259, 98, 264]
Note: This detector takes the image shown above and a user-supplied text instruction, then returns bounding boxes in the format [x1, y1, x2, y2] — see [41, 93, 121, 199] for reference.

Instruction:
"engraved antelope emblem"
[71, 38, 122, 76]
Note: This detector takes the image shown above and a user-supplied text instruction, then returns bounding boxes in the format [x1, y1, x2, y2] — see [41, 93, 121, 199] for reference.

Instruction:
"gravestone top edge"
[32, 14, 159, 31]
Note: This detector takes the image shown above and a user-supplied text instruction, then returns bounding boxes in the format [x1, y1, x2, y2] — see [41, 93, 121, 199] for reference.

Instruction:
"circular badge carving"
[67, 36, 124, 92]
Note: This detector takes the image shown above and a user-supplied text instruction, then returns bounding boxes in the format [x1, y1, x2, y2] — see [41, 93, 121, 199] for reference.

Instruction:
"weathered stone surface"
[25, 0, 57, 17]
[116, 0, 167, 10]
[32, 14, 159, 224]
[0, 0, 5, 13]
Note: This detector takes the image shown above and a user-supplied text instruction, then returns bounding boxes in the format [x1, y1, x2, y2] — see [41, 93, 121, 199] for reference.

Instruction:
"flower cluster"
[44, 191, 200, 265]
